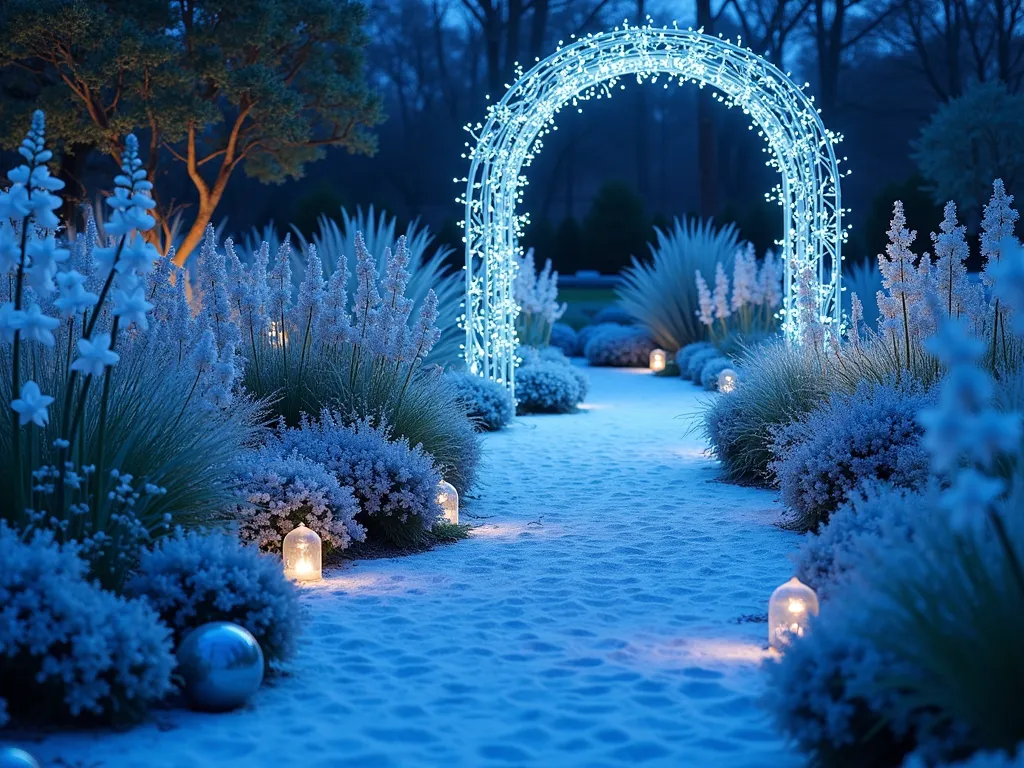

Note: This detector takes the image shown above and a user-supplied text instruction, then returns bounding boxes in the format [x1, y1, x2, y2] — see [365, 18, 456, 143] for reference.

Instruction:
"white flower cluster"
[513, 248, 566, 347]
[695, 245, 781, 337]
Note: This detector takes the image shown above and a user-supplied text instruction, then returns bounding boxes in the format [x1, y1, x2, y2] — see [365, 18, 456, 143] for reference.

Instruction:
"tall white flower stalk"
[513, 248, 566, 348]
[980, 180, 1020, 370]
[694, 245, 781, 341]
[876, 200, 923, 371]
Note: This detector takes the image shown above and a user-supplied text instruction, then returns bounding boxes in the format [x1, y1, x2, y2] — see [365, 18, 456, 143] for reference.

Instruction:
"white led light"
[462, 23, 844, 394]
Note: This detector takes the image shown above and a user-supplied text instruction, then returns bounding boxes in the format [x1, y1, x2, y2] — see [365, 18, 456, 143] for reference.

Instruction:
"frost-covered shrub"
[514, 249, 567, 346]
[0, 523, 174, 725]
[593, 305, 635, 325]
[687, 346, 722, 382]
[516, 362, 582, 414]
[519, 346, 589, 404]
[444, 371, 514, 431]
[770, 382, 932, 530]
[765, 588, 923, 767]
[584, 323, 656, 367]
[793, 483, 921, 599]
[127, 530, 302, 666]
[577, 322, 618, 356]
[700, 356, 735, 390]
[235, 449, 362, 553]
[702, 339, 829, 485]
[278, 412, 442, 547]
[676, 341, 715, 375]
[549, 322, 579, 356]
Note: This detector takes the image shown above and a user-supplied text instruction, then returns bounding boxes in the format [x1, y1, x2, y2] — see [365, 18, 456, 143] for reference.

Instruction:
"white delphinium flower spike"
[25, 233, 69, 295]
[731, 243, 757, 312]
[112, 277, 155, 331]
[759, 249, 783, 309]
[795, 259, 824, 350]
[695, 270, 714, 327]
[55, 271, 99, 317]
[0, 111, 65, 230]
[11, 380, 54, 428]
[931, 201, 972, 319]
[351, 232, 382, 344]
[712, 262, 731, 321]
[18, 303, 60, 346]
[980, 179, 1019, 288]
[406, 290, 441, 360]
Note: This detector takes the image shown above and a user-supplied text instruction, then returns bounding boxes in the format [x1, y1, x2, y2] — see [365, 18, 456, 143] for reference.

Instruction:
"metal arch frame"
[463, 22, 845, 394]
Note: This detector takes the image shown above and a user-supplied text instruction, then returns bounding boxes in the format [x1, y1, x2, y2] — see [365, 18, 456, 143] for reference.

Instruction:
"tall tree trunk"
[696, 0, 719, 218]
[58, 142, 93, 228]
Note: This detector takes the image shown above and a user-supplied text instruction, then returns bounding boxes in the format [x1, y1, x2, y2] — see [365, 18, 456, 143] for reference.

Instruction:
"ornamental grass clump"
[0, 522, 175, 726]
[277, 412, 443, 548]
[702, 338, 829, 485]
[770, 382, 932, 531]
[584, 323, 656, 366]
[618, 217, 743, 349]
[0, 113, 263, 589]
[232, 227, 480, 491]
[126, 530, 302, 666]
[444, 371, 514, 431]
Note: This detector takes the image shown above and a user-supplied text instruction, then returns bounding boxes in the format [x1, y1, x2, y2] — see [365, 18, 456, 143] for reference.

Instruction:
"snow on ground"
[29, 366, 803, 768]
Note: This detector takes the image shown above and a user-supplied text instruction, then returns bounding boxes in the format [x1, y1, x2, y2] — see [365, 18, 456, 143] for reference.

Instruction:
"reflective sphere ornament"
[0, 748, 41, 768]
[649, 348, 667, 372]
[436, 480, 459, 525]
[176, 621, 264, 712]
[717, 368, 738, 393]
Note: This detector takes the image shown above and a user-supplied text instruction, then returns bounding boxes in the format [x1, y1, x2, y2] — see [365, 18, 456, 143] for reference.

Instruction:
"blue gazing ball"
[176, 621, 264, 712]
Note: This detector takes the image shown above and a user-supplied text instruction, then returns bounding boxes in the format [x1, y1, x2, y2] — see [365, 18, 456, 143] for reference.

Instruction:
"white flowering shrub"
[770, 382, 933, 530]
[0, 113, 261, 588]
[235, 447, 362, 553]
[514, 248, 566, 347]
[584, 323, 656, 367]
[549, 322, 579, 356]
[519, 345, 589, 405]
[0, 522, 174, 725]
[230, 226, 479, 492]
[276, 412, 443, 547]
[516, 362, 582, 414]
[126, 530, 302, 666]
[792, 482, 920, 599]
[694, 242, 782, 343]
[444, 372, 514, 431]
[699, 356, 735, 391]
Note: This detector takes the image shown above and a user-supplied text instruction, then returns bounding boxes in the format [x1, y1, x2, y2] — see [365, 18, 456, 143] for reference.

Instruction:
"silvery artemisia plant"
[0, 112, 261, 588]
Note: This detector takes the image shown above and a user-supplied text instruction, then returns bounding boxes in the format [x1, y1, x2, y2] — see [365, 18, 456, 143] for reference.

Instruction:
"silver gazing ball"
[176, 621, 264, 712]
[0, 748, 41, 768]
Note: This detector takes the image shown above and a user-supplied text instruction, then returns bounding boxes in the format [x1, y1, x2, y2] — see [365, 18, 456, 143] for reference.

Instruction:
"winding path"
[33, 366, 802, 768]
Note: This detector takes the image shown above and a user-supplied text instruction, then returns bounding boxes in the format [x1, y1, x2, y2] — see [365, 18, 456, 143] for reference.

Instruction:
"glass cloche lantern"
[717, 367, 738, 393]
[437, 480, 459, 525]
[649, 348, 667, 372]
[283, 523, 322, 582]
[768, 577, 819, 651]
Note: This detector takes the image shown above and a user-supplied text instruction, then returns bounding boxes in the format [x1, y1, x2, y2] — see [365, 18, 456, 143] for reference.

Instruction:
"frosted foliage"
[515, 362, 582, 414]
[687, 347, 722, 382]
[463, 24, 844, 389]
[793, 482, 920, 599]
[277, 412, 443, 530]
[676, 341, 714, 372]
[548, 322, 578, 356]
[235, 449, 363, 554]
[771, 383, 932, 528]
[127, 530, 302, 664]
[583, 324, 657, 367]
[980, 179, 1019, 288]
[514, 248, 566, 347]
[0, 523, 174, 724]
[444, 371, 514, 431]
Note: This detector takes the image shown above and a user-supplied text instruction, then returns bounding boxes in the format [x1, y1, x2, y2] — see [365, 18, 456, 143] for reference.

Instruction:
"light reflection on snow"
[577, 402, 612, 411]
[613, 636, 768, 668]
[470, 522, 563, 539]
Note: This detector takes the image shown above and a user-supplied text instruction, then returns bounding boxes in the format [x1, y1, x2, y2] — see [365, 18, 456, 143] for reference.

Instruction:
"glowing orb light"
[768, 577, 819, 651]
[462, 21, 845, 395]
[437, 480, 460, 525]
[649, 348, 667, 372]
[717, 367, 738, 393]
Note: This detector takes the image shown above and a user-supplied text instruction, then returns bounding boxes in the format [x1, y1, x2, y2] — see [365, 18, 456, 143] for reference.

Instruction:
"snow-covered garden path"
[34, 367, 802, 768]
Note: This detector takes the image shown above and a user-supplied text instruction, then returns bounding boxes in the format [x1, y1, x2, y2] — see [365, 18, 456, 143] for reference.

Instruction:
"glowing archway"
[463, 22, 845, 391]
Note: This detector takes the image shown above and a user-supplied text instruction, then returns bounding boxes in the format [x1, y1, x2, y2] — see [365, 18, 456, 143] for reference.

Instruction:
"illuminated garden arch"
[463, 22, 845, 391]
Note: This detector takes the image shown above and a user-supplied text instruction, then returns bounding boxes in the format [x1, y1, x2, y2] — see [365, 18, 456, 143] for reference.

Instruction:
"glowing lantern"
[768, 577, 819, 651]
[283, 523, 321, 582]
[649, 349, 667, 372]
[437, 480, 459, 525]
[717, 367, 738, 393]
